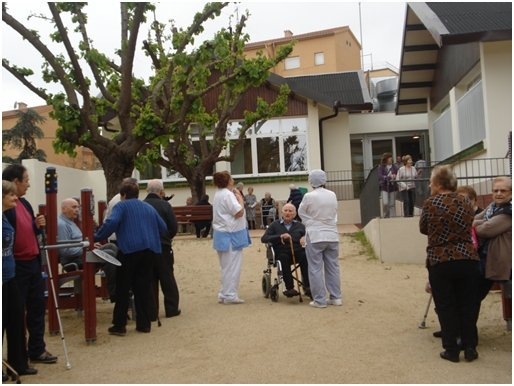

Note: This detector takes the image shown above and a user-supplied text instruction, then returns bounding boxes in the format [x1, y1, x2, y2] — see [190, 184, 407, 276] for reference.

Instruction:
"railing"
[330, 157, 511, 227]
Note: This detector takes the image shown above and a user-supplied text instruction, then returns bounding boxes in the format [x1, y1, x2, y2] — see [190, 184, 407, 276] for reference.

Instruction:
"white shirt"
[105, 193, 121, 241]
[212, 188, 246, 233]
[298, 187, 339, 243]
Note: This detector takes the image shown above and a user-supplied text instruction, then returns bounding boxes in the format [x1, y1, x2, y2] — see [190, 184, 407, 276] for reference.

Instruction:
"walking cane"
[40, 229, 73, 369]
[418, 294, 432, 329]
[288, 238, 303, 303]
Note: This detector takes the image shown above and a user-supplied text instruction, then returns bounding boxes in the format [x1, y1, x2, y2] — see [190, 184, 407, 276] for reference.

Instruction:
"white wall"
[363, 217, 427, 264]
[3, 159, 106, 221]
[348, 111, 427, 134]
[481, 40, 512, 159]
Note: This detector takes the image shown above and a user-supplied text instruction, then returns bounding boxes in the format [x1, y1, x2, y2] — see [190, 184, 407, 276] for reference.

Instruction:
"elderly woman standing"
[419, 165, 480, 363]
[377, 152, 398, 218]
[212, 171, 251, 304]
[473, 177, 512, 328]
[397, 154, 417, 217]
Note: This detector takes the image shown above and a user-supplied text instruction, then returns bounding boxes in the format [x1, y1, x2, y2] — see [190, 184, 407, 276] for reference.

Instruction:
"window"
[284, 56, 300, 70]
[138, 118, 309, 181]
[314, 52, 324, 66]
[230, 117, 308, 176]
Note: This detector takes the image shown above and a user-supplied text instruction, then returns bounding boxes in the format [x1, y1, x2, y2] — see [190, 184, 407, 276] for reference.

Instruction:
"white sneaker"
[222, 298, 245, 304]
[309, 301, 327, 308]
[328, 298, 342, 306]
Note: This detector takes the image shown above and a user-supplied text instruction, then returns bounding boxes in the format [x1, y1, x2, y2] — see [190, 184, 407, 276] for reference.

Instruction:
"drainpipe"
[318, 100, 342, 170]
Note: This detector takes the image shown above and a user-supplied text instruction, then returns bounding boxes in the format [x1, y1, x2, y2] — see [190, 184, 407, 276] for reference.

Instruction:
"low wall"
[3, 160, 106, 221]
[363, 217, 427, 265]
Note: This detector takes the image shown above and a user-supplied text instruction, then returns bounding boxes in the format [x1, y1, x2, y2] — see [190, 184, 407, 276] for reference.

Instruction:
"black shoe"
[433, 330, 442, 338]
[136, 327, 151, 333]
[166, 309, 181, 318]
[440, 350, 460, 363]
[18, 367, 38, 376]
[108, 325, 127, 336]
[464, 348, 479, 362]
[30, 351, 58, 364]
[283, 288, 299, 298]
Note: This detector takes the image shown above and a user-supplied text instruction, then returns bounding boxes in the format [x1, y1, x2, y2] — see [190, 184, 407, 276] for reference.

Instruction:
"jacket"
[474, 202, 512, 281]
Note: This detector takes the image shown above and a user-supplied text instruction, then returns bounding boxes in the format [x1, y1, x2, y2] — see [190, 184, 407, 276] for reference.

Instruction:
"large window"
[137, 117, 309, 181]
[229, 117, 308, 176]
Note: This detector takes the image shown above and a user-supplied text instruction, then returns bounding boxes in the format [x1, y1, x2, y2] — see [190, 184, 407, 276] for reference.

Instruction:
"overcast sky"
[1, 1, 407, 111]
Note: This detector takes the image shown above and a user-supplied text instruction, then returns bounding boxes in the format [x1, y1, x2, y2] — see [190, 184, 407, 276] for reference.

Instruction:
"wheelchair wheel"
[262, 274, 271, 298]
[270, 284, 279, 302]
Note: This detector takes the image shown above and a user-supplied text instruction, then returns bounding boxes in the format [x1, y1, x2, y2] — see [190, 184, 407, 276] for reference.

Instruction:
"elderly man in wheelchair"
[261, 203, 311, 300]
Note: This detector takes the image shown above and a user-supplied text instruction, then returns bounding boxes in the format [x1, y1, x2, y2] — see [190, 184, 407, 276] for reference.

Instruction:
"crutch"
[288, 238, 303, 303]
[3, 359, 21, 384]
[418, 294, 432, 329]
[40, 230, 76, 370]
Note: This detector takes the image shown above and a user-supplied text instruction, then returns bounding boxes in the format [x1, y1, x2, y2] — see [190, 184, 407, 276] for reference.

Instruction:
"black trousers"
[14, 259, 46, 359]
[400, 188, 415, 217]
[429, 260, 480, 353]
[152, 245, 180, 317]
[2, 279, 29, 372]
[277, 248, 310, 290]
[194, 221, 211, 238]
[113, 250, 155, 331]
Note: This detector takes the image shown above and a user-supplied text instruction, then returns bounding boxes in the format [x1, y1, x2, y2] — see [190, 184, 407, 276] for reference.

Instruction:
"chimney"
[284, 30, 293, 38]
[16, 102, 28, 111]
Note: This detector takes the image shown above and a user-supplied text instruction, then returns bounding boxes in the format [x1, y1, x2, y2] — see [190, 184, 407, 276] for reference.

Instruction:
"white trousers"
[217, 245, 243, 301]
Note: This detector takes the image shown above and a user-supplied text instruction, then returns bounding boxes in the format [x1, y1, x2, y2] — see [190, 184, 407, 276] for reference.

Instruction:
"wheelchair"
[261, 243, 307, 302]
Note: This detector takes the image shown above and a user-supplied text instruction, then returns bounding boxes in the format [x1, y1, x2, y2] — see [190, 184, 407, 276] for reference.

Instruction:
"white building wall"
[480, 40, 512, 159]
[348, 111, 427, 134]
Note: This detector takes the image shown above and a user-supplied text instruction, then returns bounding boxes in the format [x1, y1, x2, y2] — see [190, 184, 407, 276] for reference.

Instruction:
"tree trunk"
[101, 156, 137, 201]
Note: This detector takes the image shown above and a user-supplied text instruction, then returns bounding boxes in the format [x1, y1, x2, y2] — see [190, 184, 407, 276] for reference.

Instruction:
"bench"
[173, 205, 213, 234]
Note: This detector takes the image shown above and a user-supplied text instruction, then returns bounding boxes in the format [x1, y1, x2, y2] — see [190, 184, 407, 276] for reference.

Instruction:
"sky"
[1, 1, 407, 112]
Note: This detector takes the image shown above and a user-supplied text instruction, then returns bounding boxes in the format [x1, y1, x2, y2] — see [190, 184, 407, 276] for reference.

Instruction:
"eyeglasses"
[493, 189, 511, 194]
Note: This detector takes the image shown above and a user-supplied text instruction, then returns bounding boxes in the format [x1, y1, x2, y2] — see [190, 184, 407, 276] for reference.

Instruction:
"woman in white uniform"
[212, 171, 251, 304]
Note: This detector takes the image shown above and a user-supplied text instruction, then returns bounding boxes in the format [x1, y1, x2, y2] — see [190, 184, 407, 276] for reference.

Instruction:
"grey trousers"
[305, 239, 342, 305]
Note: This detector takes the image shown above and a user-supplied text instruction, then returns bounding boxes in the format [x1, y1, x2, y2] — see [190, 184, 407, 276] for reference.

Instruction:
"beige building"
[2, 103, 100, 170]
[244, 26, 362, 77]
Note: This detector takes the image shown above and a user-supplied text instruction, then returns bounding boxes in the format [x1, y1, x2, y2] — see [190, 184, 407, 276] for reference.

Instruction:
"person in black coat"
[287, 184, 304, 221]
[194, 194, 212, 238]
[261, 203, 310, 298]
[144, 179, 181, 318]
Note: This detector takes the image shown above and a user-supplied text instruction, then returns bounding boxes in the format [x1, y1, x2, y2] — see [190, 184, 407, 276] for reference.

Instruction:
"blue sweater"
[2, 214, 15, 283]
[94, 199, 167, 255]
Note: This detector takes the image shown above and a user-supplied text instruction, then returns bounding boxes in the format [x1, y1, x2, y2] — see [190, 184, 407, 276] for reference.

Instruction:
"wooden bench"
[173, 205, 213, 234]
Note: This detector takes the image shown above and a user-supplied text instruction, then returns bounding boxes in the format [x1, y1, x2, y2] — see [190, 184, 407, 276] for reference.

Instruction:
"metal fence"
[326, 157, 511, 227]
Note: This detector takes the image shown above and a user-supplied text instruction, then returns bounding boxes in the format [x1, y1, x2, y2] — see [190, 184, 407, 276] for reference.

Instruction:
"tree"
[2, 2, 292, 201]
[2, 107, 47, 163]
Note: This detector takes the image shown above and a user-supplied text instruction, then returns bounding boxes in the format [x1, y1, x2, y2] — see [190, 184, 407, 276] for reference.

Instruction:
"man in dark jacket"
[144, 179, 180, 318]
[2, 164, 57, 364]
[261, 203, 310, 298]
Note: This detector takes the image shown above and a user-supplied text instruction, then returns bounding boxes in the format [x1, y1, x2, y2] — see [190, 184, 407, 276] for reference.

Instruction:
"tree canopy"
[2, 107, 47, 163]
[2, 2, 293, 200]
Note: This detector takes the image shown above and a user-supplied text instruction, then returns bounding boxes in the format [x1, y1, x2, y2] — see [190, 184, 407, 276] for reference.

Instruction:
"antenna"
[359, 2, 364, 70]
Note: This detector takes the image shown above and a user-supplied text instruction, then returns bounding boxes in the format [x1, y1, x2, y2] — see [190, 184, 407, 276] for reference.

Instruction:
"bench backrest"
[173, 205, 213, 223]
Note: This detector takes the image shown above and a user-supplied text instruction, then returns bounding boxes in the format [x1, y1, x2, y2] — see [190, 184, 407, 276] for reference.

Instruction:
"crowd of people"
[2, 160, 510, 381]
[378, 152, 428, 218]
